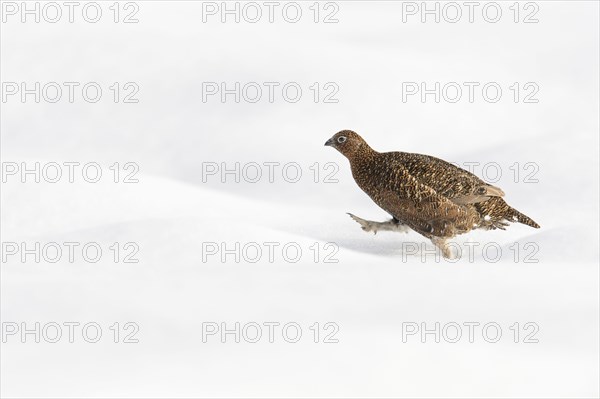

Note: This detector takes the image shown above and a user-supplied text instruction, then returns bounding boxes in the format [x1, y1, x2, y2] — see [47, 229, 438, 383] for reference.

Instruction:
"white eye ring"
[337, 136, 347, 143]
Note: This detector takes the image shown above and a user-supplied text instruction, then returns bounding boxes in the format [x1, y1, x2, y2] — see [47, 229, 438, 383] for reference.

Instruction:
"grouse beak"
[324, 138, 334, 147]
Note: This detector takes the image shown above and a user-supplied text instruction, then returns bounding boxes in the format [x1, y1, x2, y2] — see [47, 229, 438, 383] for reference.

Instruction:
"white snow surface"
[1, 2, 599, 398]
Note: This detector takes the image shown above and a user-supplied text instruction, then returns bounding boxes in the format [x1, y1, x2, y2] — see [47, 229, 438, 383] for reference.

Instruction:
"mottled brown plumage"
[324, 130, 540, 258]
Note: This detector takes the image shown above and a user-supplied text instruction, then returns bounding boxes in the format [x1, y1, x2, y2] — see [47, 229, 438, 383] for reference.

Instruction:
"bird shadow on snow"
[261, 214, 572, 263]
[258, 214, 406, 257]
[260, 218, 419, 258]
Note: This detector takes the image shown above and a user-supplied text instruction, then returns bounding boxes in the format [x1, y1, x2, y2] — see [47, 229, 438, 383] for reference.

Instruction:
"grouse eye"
[337, 136, 347, 143]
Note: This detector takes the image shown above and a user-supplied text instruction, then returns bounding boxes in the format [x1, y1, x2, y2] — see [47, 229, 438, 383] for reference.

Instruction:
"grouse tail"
[506, 206, 540, 229]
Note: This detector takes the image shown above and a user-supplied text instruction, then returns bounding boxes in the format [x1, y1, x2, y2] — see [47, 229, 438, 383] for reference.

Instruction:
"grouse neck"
[347, 142, 377, 163]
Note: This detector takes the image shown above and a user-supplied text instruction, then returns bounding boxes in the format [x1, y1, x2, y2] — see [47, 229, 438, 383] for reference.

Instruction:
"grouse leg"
[348, 213, 410, 234]
[431, 237, 455, 260]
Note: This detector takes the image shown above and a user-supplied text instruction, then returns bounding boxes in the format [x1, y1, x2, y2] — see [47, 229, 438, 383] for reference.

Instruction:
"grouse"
[324, 130, 540, 258]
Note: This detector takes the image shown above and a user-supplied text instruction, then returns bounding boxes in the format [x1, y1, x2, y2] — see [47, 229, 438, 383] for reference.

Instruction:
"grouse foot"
[348, 213, 410, 235]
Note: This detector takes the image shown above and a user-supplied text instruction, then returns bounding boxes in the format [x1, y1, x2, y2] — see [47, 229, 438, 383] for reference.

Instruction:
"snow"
[1, 1, 599, 398]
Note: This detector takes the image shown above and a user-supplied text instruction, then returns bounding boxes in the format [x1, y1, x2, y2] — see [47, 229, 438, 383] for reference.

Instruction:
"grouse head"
[324, 130, 371, 160]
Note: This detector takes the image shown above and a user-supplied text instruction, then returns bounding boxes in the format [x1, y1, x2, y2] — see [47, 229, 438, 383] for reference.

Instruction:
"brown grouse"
[324, 130, 540, 258]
